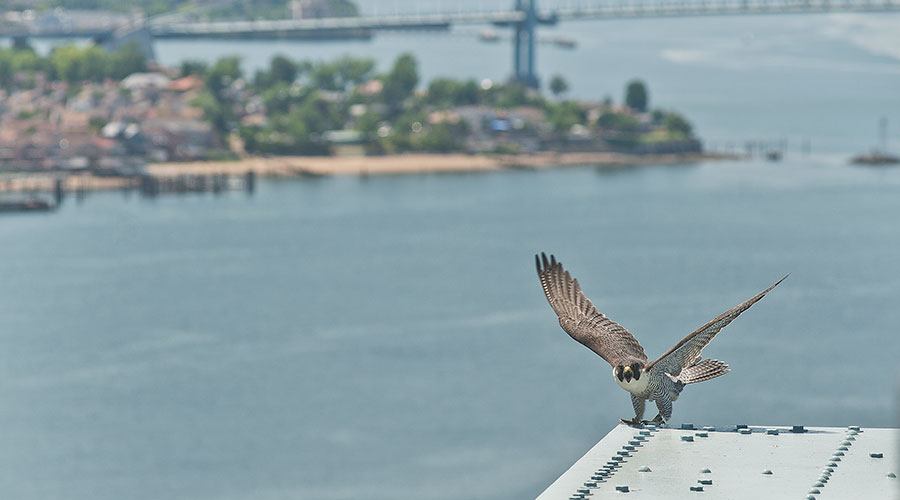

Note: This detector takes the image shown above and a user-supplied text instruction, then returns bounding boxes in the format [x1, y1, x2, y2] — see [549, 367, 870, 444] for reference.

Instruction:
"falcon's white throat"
[613, 367, 651, 395]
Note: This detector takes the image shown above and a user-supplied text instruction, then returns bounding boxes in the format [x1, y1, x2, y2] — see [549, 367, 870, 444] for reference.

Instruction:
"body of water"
[5, 6, 900, 500]
[2, 159, 899, 499]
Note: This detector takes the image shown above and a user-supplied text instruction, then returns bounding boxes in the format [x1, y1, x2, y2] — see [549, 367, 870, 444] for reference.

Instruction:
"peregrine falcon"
[535, 252, 786, 426]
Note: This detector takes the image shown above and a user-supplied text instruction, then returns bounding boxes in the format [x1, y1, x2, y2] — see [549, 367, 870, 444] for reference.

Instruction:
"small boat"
[478, 30, 500, 43]
[851, 151, 900, 165]
[552, 36, 577, 49]
[852, 118, 899, 165]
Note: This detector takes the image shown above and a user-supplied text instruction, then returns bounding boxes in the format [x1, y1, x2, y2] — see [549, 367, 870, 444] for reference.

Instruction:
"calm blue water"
[1, 159, 899, 500]
[5, 8, 900, 500]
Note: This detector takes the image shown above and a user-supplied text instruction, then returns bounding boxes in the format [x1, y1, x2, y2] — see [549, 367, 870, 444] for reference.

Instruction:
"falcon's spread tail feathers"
[672, 358, 730, 385]
[667, 358, 730, 397]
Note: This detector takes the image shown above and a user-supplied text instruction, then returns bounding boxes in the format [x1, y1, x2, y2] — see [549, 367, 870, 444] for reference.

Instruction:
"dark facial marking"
[632, 363, 642, 381]
[615, 366, 624, 382]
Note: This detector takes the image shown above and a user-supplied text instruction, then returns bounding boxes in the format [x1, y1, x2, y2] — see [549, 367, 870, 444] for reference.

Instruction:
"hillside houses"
[0, 71, 218, 172]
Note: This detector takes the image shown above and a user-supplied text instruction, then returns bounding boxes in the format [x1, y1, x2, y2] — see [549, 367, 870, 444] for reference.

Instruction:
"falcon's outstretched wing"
[536, 253, 647, 366]
[646, 275, 788, 377]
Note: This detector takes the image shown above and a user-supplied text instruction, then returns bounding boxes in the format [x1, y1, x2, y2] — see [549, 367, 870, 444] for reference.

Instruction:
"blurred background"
[0, 1, 898, 499]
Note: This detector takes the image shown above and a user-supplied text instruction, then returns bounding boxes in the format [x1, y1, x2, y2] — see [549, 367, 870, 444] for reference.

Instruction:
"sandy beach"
[146, 151, 723, 177]
[0, 152, 729, 194]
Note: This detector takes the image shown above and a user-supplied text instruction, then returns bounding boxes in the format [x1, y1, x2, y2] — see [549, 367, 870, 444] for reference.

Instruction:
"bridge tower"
[512, 0, 539, 88]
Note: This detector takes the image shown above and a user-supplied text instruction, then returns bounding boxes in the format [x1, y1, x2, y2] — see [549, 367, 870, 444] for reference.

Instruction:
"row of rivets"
[576, 423, 890, 497]
[571, 424, 661, 498]
[807, 425, 862, 499]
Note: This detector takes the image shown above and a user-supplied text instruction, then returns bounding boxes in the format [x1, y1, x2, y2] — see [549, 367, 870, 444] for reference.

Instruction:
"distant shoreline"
[0, 152, 734, 194]
[146, 151, 733, 176]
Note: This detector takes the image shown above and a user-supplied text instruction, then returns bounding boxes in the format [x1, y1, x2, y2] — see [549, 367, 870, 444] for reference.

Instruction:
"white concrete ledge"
[537, 424, 898, 500]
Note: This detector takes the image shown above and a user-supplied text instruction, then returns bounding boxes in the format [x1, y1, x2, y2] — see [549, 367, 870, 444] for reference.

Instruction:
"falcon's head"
[614, 359, 646, 383]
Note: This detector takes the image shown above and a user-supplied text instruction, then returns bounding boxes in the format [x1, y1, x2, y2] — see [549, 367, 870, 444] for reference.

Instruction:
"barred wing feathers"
[647, 275, 788, 377]
[536, 253, 647, 366]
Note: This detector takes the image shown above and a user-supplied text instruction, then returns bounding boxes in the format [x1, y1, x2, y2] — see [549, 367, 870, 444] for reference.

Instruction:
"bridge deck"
[151, 0, 900, 35]
[3, 1, 899, 38]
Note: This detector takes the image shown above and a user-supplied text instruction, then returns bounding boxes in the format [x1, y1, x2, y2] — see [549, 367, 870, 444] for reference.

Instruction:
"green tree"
[191, 90, 231, 135]
[309, 56, 375, 92]
[596, 109, 641, 139]
[381, 53, 419, 111]
[44, 43, 145, 83]
[663, 111, 693, 137]
[110, 42, 147, 79]
[354, 110, 382, 134]
[0, 51, 13, 88]
[205, 55, 242, 98]
[49, 45, 86, 83]
[426, 78, 460, 107]
[624, 79, 648, 112]
[261, 82, 309, 115]
[81, 47, 110, 82]
[426, 78, 479, 107]
[549, 74, 569, 97]
[414, 123, 460, 152]
[311, 61, 340, 91]
[382, 110, 426, 152]
[456, 80, 480, 106]
[180, 60, 208, 77]
[496, 82, 528, 108]
[270, 55, 300, 84]
[547, 100, 584, 132]
[334, 55, 374, 89]
[295, 93, 341, 133]
[197, 56, 244, 139]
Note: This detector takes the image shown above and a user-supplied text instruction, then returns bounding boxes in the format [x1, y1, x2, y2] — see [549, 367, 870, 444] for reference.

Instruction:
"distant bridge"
[148, 0, 900, 87]
[3, 0, 900, 87]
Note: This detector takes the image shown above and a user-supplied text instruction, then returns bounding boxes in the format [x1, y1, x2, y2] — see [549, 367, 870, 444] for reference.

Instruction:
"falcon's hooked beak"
[623, 365, 633, 382]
